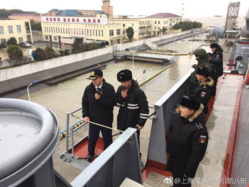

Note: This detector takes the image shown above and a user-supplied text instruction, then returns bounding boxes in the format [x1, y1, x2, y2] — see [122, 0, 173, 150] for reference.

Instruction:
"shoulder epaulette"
[195, 122, 204, 129]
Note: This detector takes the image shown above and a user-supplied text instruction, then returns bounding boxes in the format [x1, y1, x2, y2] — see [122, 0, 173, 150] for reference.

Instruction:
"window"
[158, 21, 160, 24]
[102, 30, 103, 36]
[123, 24, 125, 27]
[54, 36, 57, 41]
[132, 23, 134, 26]
[45, 35, 48, 40]
[8, 26, 13, 33]
[155, 21, 157, 24]
[154, 27, 156, 29]
[0, 26, 4, 34]
[18, 37, 23, 43]
[117, 29, 120, 35]
[1, 39, 6, 43]
[109, 30, 114, 36]
[123, 31, 125, 34]
[16, 25, 21, 33]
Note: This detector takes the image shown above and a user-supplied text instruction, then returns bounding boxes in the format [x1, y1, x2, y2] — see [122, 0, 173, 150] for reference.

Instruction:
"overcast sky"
[1, 0, 249, 17]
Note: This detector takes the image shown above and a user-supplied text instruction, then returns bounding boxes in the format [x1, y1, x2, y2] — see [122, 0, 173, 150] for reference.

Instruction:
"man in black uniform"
[207, 52, 218, 96]
[116, 69, 149, 145]
[166, 94, 208, 187]
[210, 43, 224, 77]
[189, 49, 213, 93]
[194, 66, 214, 114]
[82, 68, 116, 162]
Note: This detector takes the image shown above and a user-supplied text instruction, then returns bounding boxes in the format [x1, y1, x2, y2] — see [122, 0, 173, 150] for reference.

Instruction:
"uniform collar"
[95, 81, 103, 90]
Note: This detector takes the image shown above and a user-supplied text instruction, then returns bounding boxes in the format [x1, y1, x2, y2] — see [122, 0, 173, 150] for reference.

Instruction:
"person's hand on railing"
[83, 117, 90, 123]
[135, 124, 143, 130]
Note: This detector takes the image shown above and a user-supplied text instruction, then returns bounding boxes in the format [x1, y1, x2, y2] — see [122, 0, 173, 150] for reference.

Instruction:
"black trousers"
[88, 123, 113, 156]
[171, 166, 191, 187]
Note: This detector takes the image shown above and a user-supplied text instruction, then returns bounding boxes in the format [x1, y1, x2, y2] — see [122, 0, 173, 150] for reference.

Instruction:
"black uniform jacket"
[166, 104, 208, 178]
[116, 80, 149, 131]
[193, 77, 214, 114]
[82, 79, 116, 127]
[210, 49, 223, 77]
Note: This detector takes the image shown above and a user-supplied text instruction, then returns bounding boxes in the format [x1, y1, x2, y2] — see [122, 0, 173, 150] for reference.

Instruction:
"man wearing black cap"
[189, 49, 213, 93]
[194, 66, 214, 114]
[210, 43, 223, 77]
[116, 69, 149, 144]
[166, 94, 208, 187]
[82, 68, 116, 162]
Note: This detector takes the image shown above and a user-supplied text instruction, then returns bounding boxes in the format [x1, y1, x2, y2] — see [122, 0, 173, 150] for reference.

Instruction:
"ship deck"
[52, 44, 244, 186]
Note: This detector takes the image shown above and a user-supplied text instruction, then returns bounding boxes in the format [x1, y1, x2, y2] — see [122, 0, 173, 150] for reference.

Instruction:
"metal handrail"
[154, 69, 194, 107]
[65, 107, 82, 153]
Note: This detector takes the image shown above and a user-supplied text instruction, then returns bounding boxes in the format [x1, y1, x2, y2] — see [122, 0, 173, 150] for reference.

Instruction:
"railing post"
[71, 126, 75, 157]
[66, 112, 70, 153]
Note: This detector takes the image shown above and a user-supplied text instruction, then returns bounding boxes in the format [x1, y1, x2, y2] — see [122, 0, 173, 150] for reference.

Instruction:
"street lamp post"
[27, 80, 39, 101]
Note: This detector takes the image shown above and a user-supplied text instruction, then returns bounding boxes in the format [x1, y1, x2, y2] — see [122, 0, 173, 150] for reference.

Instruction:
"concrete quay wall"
[0, 46, 113, 82]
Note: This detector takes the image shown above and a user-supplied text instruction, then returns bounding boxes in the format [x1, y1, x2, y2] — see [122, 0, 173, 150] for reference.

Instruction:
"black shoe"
[86, 154, 94, 162]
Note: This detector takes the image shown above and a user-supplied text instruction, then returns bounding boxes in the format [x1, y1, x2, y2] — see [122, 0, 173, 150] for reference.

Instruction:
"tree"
[88, 43, 101, 51]
[162, 27, 167, 34]
[158, 28, 164, 36]
[44, 46, 56, 59]
[72, 40, 80, 52]
[126, 27, 134, 42]
[0, 9, 36, 18]
[172, 23, 181, 30]
[7, 37, 17, 45]
[33, 47, 56, 61]
[34, 47, 44, 60]
[44, 46, 54, 52]
[172, 21, 202, 31]
[7, 45, 24, 65]
[72, 39, 91, 53]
